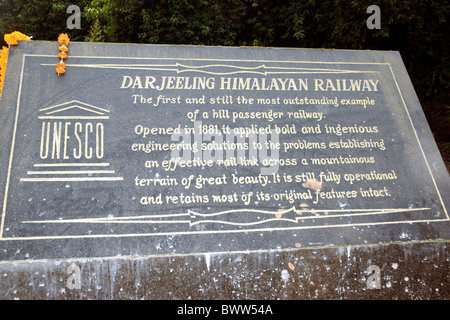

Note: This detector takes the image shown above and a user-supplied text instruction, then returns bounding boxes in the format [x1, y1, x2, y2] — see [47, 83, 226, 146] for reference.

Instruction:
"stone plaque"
[0, 40, 449, 264]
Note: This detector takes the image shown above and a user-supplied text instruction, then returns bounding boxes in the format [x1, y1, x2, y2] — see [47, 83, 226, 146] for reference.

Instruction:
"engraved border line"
[388, 64, 449, 220]
[0, 54, 26, 239]
[2, 219, 448, 242]
[40, 62, 380, 76]
[1, 54, 448, 241]
[21, 207, 431, 226]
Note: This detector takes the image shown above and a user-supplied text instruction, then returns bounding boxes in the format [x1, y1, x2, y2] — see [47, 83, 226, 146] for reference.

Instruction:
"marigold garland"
[0, 46, 8, 100]
[1, 31, 30, 100]
[56, 33, 70, 76]
[4, 31, 31, 46]
[58, 33, 70, 46]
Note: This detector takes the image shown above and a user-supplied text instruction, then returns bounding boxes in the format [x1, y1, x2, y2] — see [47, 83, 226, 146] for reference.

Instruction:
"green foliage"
[0, 0, 89, 46]
[79, 0, 449, 99]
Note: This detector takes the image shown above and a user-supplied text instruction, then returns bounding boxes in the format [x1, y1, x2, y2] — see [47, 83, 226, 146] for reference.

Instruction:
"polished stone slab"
[0, 41, 448, 300]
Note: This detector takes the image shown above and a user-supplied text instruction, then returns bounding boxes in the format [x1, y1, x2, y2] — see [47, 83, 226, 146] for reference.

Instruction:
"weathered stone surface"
[0, 242, 448, 300]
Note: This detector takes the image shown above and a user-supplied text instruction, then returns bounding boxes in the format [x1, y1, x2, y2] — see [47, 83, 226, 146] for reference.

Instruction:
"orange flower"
[0, 46, 8, 99]
[4, 34, 17, 45]
[58, 33, 70, 46]
[56, 61, 66, 69]
[58, 51, 68, 59]
[0, 46, 8, 65]
[58, 44, 69, 52]
[11, 31, 30, 41]
[56, 66, 66, 75]
[4, 31, 30, 45]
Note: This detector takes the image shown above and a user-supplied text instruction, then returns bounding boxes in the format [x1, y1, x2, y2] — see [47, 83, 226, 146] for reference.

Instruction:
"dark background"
[1, 0, 449, 170]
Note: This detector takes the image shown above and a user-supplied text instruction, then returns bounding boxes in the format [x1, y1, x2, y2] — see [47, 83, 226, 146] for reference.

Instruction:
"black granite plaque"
[0, 41, 449, 264]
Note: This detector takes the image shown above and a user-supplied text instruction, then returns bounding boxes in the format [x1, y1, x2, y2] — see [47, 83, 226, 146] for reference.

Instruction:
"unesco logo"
[20, 100, 123, 183]
[37, 100, 108, 161]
